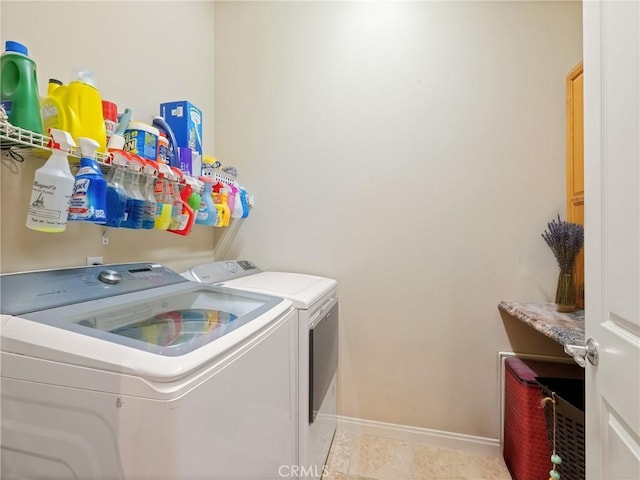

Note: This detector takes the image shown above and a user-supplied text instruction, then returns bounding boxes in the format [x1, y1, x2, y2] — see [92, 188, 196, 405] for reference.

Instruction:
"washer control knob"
[98, 270, 123, 285]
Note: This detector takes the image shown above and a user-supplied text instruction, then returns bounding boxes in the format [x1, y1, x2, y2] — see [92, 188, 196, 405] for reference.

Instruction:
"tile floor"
[322, 430, 513, 480]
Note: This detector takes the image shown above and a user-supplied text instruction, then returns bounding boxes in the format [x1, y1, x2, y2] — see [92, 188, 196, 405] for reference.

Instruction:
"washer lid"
[6, 281, 283, 357]
[1, 277, 292, 382]
[221, 272, 337, 309]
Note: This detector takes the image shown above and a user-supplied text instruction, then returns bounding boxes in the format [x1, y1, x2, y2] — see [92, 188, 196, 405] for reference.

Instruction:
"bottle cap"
[109, 149, 129, 167]
[170, 166, 184, 180]
[5, 41, 28, 56]
[157, 163, 172, 179]
[127, 154, 144, 172]
[72, 69, 97, 88]
[48, 129, 76, 150]
[142, 160, 158, 176]
[184, 175, 200, 188]
[107, 133, 125, 150]
[77, 137, 100, 159]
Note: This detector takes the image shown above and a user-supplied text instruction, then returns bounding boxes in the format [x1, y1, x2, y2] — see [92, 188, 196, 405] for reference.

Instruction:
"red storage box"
[503, 357, 583, 480]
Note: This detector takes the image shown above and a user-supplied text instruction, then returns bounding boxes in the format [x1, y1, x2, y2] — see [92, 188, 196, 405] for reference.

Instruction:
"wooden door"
[584, 1, 640, 478]
[566, 61, 584, 309]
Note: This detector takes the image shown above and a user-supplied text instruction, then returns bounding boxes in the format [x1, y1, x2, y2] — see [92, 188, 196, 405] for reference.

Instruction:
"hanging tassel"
[541, 393, 562, 480]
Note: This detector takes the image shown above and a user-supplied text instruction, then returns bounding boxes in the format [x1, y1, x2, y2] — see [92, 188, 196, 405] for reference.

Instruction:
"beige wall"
[0, 0, 583, 442]
[1, 1, 216, 274]
[214, 1, 582, 439]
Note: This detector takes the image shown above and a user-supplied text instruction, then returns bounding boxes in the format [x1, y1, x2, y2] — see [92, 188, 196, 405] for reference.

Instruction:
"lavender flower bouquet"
[542, 215, 584, 312]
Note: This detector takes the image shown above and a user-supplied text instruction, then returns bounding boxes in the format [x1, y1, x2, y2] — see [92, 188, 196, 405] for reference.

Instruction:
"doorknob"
[564, 338, 599, 367]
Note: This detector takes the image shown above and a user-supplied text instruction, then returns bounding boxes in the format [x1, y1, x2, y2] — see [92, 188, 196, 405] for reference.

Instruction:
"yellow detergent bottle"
[41, 70, 107, 152]
[212, 182, 230, 227]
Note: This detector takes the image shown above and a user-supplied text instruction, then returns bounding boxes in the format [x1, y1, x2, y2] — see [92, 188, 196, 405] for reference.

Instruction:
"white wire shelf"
[0, 119, 240, 186]
[0, 119, 111, 162]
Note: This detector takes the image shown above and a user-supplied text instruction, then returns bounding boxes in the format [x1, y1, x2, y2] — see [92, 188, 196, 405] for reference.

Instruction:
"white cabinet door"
[583, 1, 640, 478]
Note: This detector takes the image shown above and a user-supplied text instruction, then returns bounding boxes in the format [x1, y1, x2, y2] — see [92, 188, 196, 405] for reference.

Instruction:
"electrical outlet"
[87, 256, 104, 266]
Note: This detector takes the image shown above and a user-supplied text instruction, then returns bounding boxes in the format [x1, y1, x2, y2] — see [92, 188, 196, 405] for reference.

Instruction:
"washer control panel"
[0, 263, 188, 316]
[188, 260, 261, 284]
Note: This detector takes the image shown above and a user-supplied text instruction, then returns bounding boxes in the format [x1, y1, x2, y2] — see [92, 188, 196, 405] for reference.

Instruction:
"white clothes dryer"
[1, 263, 297, 480]
[184, 260, 338, 480]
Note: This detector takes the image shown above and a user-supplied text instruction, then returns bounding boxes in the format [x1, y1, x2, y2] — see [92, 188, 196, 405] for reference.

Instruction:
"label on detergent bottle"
[27, 179, 71, 228]
[1, 100, 12, 116]
[197, 202, 209, 222]
[68, 178, 91, 217]
[152, 178, 172, 230]
[157, 135, 169, 164]
[177, 210, 189, 230]
[41, 103, 60, 131]
[102, 101, 117, 141]
[68, 175, 106, 222]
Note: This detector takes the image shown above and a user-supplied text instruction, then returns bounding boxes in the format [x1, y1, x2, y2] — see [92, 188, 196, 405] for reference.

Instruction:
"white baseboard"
[336, 352, 575, 459]
[336, 415, 501, 457]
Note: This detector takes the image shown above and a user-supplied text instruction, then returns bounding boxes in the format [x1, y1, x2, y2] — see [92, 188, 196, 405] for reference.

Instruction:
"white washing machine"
[183, 260, 338, 480]
[0, 262, 297, 480]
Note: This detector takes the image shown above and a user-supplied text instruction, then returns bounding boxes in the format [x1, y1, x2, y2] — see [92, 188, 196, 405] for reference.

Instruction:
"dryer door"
[309, 301, 339, 424]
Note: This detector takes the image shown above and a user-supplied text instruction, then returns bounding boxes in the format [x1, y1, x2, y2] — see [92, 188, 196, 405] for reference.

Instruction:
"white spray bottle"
[26, 129, 76, 232]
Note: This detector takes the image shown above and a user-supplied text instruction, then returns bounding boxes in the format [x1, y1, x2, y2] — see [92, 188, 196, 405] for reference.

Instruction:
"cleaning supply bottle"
[104, 149, 128, 227]
[1, 41, 44, 134]
[212, 182, 231, 227]
[140, 160, 159, 230]
[185, 176, 202, 213]
[26, 129, 76, 232]
[152, 116, 181, 168]
[157, 133, 169, 164]
[68, 137, 106, 224]
[238, 187, 250, 219]
[41, 70, 107, 151]
[167, 167, 183, 230]
[153, 163, 173, 230]
[220, 186, 232, 227]
[196, 177, 217, 226]
[211, 182, 224, 227]
[120, 153, 145, 229]
[102, 100, 117, 145]
[230, 184, 244, 219]
[167, 170, 195, 236]
[226, 183, 236, 218]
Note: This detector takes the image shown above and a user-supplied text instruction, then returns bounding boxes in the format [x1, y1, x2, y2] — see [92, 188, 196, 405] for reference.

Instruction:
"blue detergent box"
[160, 101, 203, 155]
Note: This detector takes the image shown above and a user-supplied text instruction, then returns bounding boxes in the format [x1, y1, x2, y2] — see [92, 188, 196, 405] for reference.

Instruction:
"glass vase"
[555, 267, 577, 312]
